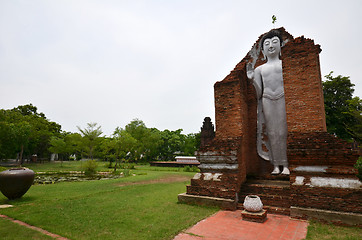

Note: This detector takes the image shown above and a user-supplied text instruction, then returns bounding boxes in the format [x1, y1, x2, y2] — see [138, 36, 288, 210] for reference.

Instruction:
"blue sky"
[1, 0, 361, 136]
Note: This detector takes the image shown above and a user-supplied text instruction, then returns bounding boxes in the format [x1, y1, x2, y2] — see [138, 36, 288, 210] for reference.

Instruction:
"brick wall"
[288, 132, 359, 166]
[186, 172, 239, 199]
[185, 28, 360, 214]
[290, 173, 362, 214]
[282, 36, 327, 132]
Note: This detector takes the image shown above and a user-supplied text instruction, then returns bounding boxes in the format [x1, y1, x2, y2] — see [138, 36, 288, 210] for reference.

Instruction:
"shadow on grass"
[0, 195, 37, 205]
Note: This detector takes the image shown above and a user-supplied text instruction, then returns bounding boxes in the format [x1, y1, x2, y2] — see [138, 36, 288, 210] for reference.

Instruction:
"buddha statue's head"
[261, 30, 283, 60]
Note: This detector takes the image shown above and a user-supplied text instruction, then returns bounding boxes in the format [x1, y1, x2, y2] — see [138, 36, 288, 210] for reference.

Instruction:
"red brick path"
[173, 210, 308, 240]
[0, 214, 69, 240]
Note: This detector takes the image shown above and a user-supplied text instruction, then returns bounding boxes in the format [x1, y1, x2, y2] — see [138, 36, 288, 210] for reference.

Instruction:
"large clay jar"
[0, 168, 35, 200]
[243, 195, 263, 212]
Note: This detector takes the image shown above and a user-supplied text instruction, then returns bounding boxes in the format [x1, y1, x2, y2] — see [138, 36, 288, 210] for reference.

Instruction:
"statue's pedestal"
[241, 209, 267, 223]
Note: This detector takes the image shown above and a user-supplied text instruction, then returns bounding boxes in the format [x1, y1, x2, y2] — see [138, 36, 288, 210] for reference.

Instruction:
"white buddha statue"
[247, 30, 290, 175]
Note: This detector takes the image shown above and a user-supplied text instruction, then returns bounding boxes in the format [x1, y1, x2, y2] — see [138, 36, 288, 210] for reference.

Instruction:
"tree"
[323, 72, 362, 142]
[77, 123, 103, 160]
[123, 119, 162, 162]
[158, 129, 184, 161]
[49, 136, 67, 166]
[100, 137, 117, 167]
[345, 97, 362, 141]
[64, 133, 83, 160]
[0, 121, 15, 159]
[0, 104, 61, 161]
[109, 119, 200, 163]
[11, 122, 32, 165]
[113, 127, 139, 168]
[183, 133, 200, 156]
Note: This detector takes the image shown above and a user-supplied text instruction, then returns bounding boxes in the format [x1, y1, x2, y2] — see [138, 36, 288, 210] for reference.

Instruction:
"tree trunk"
[19, 145, 24, 167]
[114, 158, 118, 172]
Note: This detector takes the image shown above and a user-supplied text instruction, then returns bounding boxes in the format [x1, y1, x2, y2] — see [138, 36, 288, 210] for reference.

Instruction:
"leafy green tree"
[0, 121, 15, 159]
[49, 136, 67, 166]
[77, 122, 103, 160]
[13, 104, 61, 160]
[123, 119, 162, 162]
[158, 129, 184, 161]
[64, 132, 83, 160]
[323, 72, 362, 142]
[113, 127, 139, 168]
[0, 104, 61, 161]
[110, 119, 200, 163]
[11, 122, 32, 165]
[345, 97, 362, 141]
[183, 133, 200, 156]
[100, 137, 117, 167]
[142, 128, 163, 162]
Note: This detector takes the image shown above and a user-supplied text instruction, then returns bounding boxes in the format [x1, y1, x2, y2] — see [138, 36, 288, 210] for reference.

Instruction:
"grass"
[306, 220, 362, 240]
[0, 217, 53, 240]
[0, 164, 217, 240]
[1, 161, 361, 239]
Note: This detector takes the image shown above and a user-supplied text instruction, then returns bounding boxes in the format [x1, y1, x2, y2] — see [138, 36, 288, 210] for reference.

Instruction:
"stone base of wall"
[287, 130, 361, 224]
[239, 179, 291, 209]
[186, 172, 238, 199]
[291, 206, 362, 227]
[290, 172, 362, 214]
[186, 137, 242, 200]
[178, 193, 237, 210]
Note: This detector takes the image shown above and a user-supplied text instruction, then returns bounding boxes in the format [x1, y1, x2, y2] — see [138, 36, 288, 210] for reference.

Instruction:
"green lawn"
[0, 217, 53, 240]
[0, 164, 217, 240]
[1, 161, 361, 239]
[306, 220, 362, 240]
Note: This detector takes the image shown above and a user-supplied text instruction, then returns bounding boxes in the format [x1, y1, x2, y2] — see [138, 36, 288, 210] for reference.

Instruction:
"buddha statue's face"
[262, 36, 281, 59]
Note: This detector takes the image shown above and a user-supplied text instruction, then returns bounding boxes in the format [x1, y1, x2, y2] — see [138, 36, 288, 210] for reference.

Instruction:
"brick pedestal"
[241, 210, 267, 223]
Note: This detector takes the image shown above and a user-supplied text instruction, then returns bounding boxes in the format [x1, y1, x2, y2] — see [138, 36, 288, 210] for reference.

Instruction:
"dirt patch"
[116, 175, 191, 187]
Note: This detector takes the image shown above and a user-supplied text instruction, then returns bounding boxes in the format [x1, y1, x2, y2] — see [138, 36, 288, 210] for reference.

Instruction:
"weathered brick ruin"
[178, 27, 361, 226]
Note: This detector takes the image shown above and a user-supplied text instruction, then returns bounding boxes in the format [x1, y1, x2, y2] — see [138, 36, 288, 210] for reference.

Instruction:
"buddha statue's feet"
[281, 167, 290, 175]
[271, 166, 280, 175]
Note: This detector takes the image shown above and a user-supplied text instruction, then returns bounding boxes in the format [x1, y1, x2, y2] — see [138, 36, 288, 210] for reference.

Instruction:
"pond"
[34, 172, 124, 184]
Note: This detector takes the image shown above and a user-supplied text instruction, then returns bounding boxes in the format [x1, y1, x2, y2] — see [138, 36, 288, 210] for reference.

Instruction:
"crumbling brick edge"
[290, 206, 362, 227]
[178, 193, 237, 211]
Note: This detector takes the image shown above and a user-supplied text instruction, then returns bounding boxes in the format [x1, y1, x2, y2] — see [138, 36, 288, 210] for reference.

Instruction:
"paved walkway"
[174, 210, 308, 240]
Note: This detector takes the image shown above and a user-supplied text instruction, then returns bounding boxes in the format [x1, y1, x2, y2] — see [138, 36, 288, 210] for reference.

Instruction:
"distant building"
[175, 156, 199, 164]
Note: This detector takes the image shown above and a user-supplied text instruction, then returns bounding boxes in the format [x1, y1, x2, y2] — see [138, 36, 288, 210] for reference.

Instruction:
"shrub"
[0, 166, 7, 172]
[183, 166, 191, 172]
[355, 157, 362, 181]
[83, 160, 98, 176]
[120, 163, 135, 170]
[184, 165, 200, 172]
[191, 166, 200, 172]
[123, 169, 131, 177]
